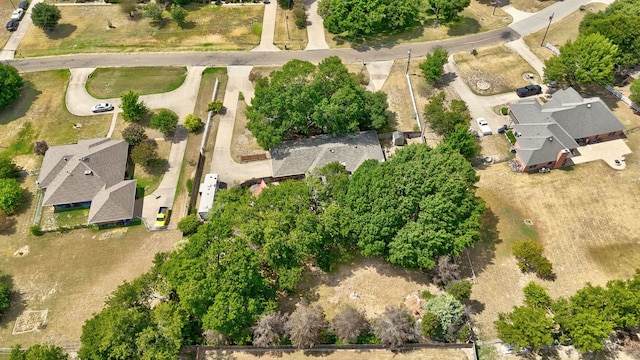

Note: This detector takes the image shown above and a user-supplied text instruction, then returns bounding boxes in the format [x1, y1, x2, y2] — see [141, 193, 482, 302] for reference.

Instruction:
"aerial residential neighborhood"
[0, 0, 639, 359]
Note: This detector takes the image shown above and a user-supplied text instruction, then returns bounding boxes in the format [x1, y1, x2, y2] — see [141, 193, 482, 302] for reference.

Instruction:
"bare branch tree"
[431, 256, 460, 288]
[372, 306, 415, 348]
[331, 306, 369, 344]
[252, 311, 288, 347]
[203, 329, 231, 346]
[285, 304, 329, 349]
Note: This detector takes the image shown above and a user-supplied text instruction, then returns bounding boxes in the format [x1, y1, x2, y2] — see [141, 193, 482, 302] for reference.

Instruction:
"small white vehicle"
[91, 103, 114, 113]
[476, 117, 492, 136]
[11, 8, 25, 21]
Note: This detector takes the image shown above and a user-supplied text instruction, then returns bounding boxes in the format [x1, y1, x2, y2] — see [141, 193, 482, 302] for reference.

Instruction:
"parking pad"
[571, 139, 632, 170]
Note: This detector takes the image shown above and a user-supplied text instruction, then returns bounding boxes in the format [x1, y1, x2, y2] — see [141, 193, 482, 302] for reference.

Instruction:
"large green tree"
[31, 3, 61, 31]
[10, 343, 69, 360]
[0, 64, 23, 112]
[319, 0, 420, 37]
[420, 48, 449, 84]
[120, 90, 149, 122]
[544, 33, 619, 85]
[0, 178, 24, 214]
[495, 305, 554, 351]
[342, 144, 485, 269]
[580, 3, 640, 67]
[150, 109, 179, 136]
[428, 0, 470, 24]
[246, 57, 389, 149]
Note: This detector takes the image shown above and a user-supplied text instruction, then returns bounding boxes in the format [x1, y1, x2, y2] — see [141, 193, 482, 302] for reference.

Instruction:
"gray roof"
[88, 180, 136, 224]
[509, 87, 624, 167]
[37, 138, 135, 223]
[271, 131, 385, 177]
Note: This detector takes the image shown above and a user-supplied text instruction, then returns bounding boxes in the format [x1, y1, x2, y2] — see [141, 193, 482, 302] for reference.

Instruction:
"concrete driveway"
[304, 0, 329, 50]
[571, 139, 632, 170]
[253, 1, 280, 52]
[209, 66, 272, 186]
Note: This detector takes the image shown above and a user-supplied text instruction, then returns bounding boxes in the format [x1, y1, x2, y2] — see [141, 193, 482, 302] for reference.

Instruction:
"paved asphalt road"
[7, 27, 520, 72]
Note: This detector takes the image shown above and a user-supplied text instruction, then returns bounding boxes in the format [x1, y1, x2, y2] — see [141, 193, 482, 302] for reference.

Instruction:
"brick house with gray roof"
[509, 87, 625, 172]
[36, 138, 136, 225]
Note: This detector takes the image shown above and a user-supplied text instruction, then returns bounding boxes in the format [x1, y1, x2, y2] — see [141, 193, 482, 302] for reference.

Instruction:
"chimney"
[554, 149, 570, 168]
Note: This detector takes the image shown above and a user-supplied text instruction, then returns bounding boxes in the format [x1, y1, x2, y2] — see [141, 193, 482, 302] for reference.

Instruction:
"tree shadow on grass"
[447, 17, 481, 37]
[0, 81, 42, 125]
[180, 20, 197, 30]
[47, 24, 78, 40]
[0, 274, 27, 330]
[145, 158, 169, 176]
[458, 208, 501, 279]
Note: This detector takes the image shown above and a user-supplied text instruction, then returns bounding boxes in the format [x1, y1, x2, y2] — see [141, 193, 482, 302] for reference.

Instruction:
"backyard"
[16, 4, 264, 57]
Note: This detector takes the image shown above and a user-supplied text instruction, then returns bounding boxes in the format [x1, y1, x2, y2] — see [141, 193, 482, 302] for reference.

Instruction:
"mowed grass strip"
[273, 5, 307, 50]
[86, 67, 188, 99]
[453, 44, 537, 95]
[0, 70, 111, 158]
[325, 0, 511, 48]
[510, 0, 558, 13]
[17, 4, 263, 57]
[523, 3, 609, 62]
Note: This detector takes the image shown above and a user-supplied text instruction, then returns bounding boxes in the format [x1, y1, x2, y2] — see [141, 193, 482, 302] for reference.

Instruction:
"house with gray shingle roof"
[270, 131, 385, 179]
[509, 87, 625, 172]
[36, 138, 136, 225]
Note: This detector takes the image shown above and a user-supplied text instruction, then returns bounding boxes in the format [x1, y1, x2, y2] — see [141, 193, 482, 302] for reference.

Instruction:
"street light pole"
[406, 49, 411, 75]
[492, 0, 498, 16]
[540, 12, 554, 47]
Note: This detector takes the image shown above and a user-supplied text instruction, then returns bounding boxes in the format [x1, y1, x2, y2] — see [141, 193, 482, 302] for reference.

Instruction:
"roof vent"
[587, 103, 592, 108]
[84, 170, 93, 175]
[548, 137, 553, 142]
[515, 132, 522, 137]
[63, 157, 67, 161]
[79, 157, 88, 161]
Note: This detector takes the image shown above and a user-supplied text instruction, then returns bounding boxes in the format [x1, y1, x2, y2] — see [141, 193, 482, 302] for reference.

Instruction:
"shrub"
[33, 140, 48, 156]
[150, 109, 179, 136]
[0, 178, 24, 214]
[501, 107, 508, 115]
[184, 114, 203, 133]
[512, 239, 554, 278]
[131, 140, 159, 167]
[29, 226, 43, 236]
[207, 100, 224, 114]
[506, 130, 516, 144]
[121, 123, 148, 146]
[446, 280, 472, 301]
[0, 158, 21, 179]
[177, 214, 201, 236]
[120, 90, 149, 122]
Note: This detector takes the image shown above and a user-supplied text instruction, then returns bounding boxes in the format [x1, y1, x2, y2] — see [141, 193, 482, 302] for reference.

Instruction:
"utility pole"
[541, 13, 554, 47]
[406, 49, 411, 75]
[492, 0, 498, 16]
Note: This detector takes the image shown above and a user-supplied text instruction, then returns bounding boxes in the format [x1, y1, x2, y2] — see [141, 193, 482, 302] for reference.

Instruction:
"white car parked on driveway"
[11, 8, 25, 20]
[476, 117, 492, 136]
[91, 103, 114, 113]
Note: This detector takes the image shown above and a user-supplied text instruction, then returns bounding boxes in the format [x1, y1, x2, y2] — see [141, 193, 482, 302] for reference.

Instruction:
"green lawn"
[86, 67, 188, 99]
[54, 208, 91, 228]
[0, 70, 111, 159]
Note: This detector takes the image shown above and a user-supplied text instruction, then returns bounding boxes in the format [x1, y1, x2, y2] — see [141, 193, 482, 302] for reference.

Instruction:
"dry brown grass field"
[17, 4, 263, 57]
[463, 93, 640, 340]
[453, 44, 537, 95]
[509, 0, 557, 12]
[523, 3, 609, 62]
[230, 99, 265, 161]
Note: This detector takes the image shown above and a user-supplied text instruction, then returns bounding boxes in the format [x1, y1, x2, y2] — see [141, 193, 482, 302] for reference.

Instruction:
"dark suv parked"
[516, 85, 542, 98]
[18, 0, 29, 10]
[6, 19, 19, 32]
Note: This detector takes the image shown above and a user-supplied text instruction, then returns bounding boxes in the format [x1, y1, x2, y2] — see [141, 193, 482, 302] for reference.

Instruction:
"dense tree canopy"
[420, 49, 449, 84]
[318, 0, 420, 37]
[0, 178, 24, 214]
[246, 57, 390, 149]
[341, 144, 485, 269]
[0, 64, 23, 112]
[544, 33, 618, 85]
[495, 305, 554, 351]
[10, 343, 68, 360]
[580, 0, 640, 68]
[428, 0, 470, 24]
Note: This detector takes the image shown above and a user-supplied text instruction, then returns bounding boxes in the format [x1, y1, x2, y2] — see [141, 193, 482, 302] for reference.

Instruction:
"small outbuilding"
[392, 131, 405, 146]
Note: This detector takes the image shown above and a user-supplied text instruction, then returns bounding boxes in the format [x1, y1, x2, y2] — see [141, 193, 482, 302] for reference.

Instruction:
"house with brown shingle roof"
[36, 138, 136, 225]
[509, 87, 625, 172]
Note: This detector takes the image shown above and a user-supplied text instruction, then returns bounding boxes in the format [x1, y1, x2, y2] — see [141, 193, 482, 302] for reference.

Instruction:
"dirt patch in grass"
[283, 255, 438, 322]
[453, 44, 537, 95]
[86, 67, 188, 99]
[461, 105, 640, 339]
[325, 0, 510, 48]
[17, 4, 263, 57]
[509, 0, 557, 13]
[273, 5, 307, 50]
[204, 348, 473, 360]
[0, 70, 112, 155]
[523, 3, 609, 62]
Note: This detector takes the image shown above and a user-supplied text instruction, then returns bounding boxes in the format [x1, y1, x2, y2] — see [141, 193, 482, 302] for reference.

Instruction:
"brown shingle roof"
[88, 180, 136, 224]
